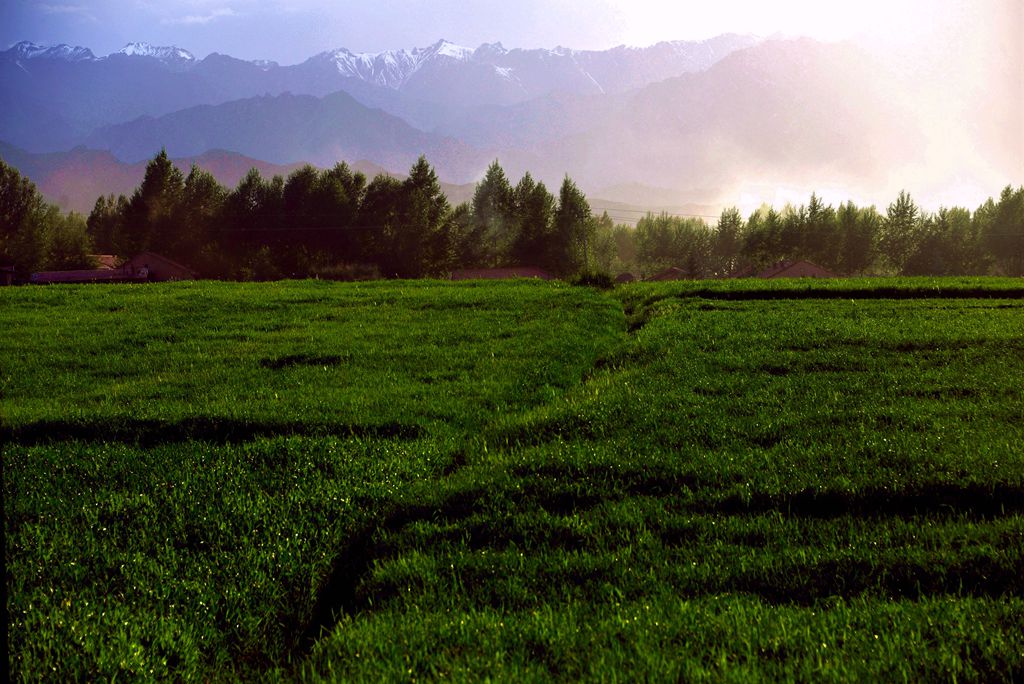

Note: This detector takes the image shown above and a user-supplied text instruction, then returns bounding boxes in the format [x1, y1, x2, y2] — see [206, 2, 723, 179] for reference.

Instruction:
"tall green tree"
[879, 190, 920, 274]
[779, 204, 807, 261]
[635, 213, 713, 277]
[981, 186, 1024, 276]
[361, 173, 402, 272]
[180, 166, 227, 274]
[471, 161, 514, 266]
[804, 193, 841, 270]
[401, 156, 453, 277]
[509, 173, 555, 269]
[319, 161, 366, 229]
[46, 210, 94, 270]
[712, 207, 744, 275]
[87, 194, 129, 255]
[740, 205, 783, 271]
[365, 158, 452, 278]
[282, 165, 320, 230]
[448, 202, 479, 268]
[905, 206, 988, 276]
[611, 224, 638, 273]
[552, 176, 593, 276]
[225, 168, 283, 233]
[122, 149, 185, 256]
[0, 158, 50, 272]
[837, 201, 879, 275]
[589, 212, 618, 273]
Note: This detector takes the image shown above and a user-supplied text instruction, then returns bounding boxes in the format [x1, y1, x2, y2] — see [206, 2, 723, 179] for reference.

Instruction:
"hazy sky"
[1, 0, 1008, 63]
[2, 0, 1019, 209]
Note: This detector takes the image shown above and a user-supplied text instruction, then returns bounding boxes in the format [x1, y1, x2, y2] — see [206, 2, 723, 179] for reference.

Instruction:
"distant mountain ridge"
[312, 34, 760, 100]
[3, 35, 758, 93]
[62, 39, 922, 198]
[0, 35, 759, 151]
[84, 90, 489, 181]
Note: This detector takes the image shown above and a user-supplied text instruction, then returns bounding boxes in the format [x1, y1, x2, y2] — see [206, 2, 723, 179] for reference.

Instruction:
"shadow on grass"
[710, 482, 1024, 519]
[298, 470, 1024, 654]
[259, 354, 345, 370]
[625, 287, 1024, 331]
[299, 494, 486, 648]
[1, 417, 423, 446]
[732, 556, 1024, 605]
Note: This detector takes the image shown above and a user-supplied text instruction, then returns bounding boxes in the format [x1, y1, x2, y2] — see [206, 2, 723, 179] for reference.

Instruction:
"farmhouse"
[451, 267, 553, 281]
[123, 252, 197, 281]
[30, 252, 197, 284]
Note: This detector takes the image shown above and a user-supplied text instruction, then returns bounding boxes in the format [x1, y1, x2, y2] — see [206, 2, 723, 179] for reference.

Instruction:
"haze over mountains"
[1, 34, 1019, 213]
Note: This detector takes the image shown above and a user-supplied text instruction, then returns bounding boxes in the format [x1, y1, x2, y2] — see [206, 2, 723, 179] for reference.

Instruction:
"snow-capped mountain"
[5, 41, 95, 62]
[116, 42, 195, 65]
[0, 35, 762, 152]
[321, 39, 476, 88]
[3, 41, 196, 66]
[313, 35, 761, 101]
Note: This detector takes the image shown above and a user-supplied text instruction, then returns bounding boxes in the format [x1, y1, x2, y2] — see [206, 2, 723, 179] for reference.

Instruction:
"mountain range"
[1, 35, 1017, 212]
[0, 35, 758, 151]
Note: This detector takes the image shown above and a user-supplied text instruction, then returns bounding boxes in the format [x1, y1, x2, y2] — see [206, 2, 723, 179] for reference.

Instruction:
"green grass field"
[3, 278, 1023, 681]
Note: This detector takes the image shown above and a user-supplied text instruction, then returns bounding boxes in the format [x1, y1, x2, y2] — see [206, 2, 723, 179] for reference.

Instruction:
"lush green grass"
[3, 278, 1023, 681]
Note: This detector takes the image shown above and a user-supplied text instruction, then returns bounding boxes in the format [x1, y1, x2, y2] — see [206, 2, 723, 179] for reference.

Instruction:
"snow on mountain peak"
[6, 41, 95, 61]
[323, 39, 474, 88]
[431, 40, 472, 60]
[117, 42, 195, 62]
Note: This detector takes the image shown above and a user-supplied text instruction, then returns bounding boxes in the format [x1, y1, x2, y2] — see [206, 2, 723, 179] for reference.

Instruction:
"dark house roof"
[451, 267, 553, 281]
[125, 252, 197, 280]
[31, 252, 197, 284]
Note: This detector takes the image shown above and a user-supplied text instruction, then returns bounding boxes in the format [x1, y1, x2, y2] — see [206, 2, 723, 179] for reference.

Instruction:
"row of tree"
[619, 188, 1024, 278]
[0, 159, 94, 273]
[82, 152, 599, 280]
[2, 151, 1023, 279]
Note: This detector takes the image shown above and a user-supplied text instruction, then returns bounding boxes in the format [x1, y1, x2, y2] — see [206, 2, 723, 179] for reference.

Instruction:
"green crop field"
[2, 278, 1023, 681]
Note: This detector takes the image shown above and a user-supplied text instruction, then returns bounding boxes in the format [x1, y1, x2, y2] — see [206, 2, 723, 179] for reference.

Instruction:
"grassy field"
[2, 278, 1023, 681]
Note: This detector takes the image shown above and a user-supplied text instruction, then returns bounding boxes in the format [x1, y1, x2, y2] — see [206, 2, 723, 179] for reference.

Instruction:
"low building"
[31, 252, 197, 285]
[451, 267, 553, 281]
[124, 252, 197, 282]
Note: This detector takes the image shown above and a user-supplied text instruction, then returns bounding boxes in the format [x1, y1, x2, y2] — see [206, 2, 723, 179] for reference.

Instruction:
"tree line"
[2, 151, 1023, 279]
[622, 188, 1024, 278]
[84, 152, 600, 280]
